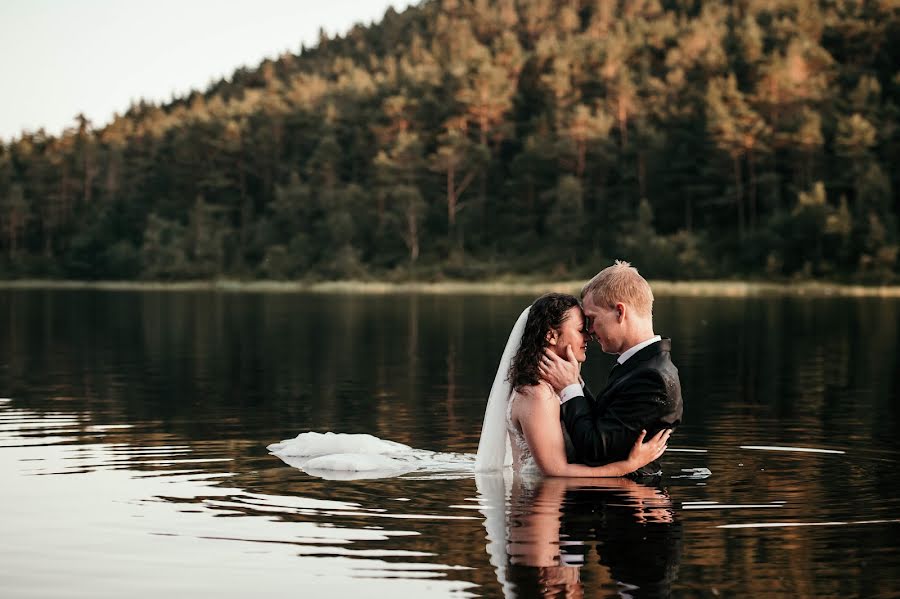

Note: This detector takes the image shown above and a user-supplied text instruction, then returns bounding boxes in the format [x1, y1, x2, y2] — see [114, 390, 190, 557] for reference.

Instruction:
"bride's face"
[548, 307, 590, 363]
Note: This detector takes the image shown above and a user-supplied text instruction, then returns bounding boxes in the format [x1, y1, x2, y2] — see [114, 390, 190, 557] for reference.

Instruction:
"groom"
[540, 261, 682, 476]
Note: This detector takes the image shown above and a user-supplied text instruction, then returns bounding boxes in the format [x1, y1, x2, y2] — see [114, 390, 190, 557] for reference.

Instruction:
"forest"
[0, 0, 898, 282]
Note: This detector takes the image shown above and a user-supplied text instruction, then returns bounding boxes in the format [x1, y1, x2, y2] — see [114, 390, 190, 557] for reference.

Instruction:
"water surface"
[1, 290, 899, 597]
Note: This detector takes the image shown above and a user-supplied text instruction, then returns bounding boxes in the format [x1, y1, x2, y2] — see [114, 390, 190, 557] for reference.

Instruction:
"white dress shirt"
[616, 335, 662, 365]
[559, 335, 662, 404]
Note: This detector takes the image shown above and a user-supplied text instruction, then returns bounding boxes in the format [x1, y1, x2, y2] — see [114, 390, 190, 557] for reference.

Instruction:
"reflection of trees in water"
[2, 290, 897, 450]
[0, 290, 512, 465]
[502, 476, 681, 599]
[2, 290, 897, 444]
[654, 296, 899, 438]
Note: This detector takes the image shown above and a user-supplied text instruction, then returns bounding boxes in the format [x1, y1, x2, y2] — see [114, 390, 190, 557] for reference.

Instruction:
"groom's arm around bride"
[540, 262, 683, 476]
[550, 339, 682, 474]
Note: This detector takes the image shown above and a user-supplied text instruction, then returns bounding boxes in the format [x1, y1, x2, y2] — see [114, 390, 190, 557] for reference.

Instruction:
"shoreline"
[1, 278, 900, 297]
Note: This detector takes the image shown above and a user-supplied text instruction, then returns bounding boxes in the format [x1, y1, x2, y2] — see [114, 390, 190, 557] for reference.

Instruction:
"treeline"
[0, 0, 898, 282]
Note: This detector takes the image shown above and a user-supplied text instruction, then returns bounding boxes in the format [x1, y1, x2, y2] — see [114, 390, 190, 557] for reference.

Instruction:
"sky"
[0, 0, 417, 142]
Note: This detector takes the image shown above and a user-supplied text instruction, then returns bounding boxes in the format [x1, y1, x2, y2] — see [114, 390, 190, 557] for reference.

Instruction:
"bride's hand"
[626, 429, 671, 470]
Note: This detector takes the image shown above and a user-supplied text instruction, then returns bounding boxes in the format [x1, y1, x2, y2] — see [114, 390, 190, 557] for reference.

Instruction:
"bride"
[475, 293, 669, 476]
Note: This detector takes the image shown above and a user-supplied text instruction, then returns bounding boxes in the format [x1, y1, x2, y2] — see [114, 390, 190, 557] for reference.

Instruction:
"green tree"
[1, 184, 27, 261]
[386, 184, 426, 266]
[429, 117, 488, 249]
[544, 175, 583, 268]
[141, 214, 188, 279]
[706, 74, 771, 236]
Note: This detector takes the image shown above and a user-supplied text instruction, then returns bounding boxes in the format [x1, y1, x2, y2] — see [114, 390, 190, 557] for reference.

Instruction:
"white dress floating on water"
[267, 431, 473, 480]
[267, 431, 411, 458]
[267, 432, 415, 479]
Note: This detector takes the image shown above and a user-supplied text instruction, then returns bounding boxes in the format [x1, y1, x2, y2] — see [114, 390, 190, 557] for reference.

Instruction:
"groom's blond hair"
[581, 260, 654, 318]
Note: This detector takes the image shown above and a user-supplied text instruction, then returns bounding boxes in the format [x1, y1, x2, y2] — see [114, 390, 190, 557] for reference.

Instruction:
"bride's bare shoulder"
[513, 383, 558, 424]
[514, 382, 557, 404]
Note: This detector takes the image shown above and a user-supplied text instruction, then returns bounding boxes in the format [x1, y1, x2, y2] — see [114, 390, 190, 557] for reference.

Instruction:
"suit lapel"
[595, 338, 670, 411]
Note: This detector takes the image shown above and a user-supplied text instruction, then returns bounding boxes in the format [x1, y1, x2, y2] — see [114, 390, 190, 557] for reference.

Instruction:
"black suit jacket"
[561, 338, 683, 476]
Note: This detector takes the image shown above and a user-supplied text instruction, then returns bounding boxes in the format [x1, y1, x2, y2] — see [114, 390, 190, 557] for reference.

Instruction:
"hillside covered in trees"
[1, 0, 898, 282]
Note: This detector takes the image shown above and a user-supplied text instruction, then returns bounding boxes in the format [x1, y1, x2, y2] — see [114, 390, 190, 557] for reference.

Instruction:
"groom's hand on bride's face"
[539, 346, 580, 393]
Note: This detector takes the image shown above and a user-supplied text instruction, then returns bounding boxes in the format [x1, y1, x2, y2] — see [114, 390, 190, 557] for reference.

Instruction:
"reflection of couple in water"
[478, 474, 683, 598]
[476, 261, 684, 597]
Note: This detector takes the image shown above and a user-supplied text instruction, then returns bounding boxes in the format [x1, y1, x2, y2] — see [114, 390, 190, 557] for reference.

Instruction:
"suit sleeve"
[561, 370, 671, 466]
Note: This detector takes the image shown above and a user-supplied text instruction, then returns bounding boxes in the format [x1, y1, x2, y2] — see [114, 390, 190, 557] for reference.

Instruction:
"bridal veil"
[475, 305, 530, 472]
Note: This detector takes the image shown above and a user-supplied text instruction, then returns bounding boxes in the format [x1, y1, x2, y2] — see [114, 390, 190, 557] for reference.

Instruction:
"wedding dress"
[506, 391, 533, 471]
[506, 380, 560, 475]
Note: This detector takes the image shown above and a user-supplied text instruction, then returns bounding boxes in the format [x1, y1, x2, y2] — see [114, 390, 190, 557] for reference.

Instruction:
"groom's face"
[582, 295, 622, 354]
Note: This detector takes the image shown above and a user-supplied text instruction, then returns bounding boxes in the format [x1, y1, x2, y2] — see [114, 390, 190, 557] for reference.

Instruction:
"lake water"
[1, 289, 899, 598]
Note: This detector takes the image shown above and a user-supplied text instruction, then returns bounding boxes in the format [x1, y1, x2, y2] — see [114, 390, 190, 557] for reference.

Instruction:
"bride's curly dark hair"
[509, 293, 581, 392]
